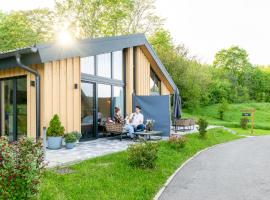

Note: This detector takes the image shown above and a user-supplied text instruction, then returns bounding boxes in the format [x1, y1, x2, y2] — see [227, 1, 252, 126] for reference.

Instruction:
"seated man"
[129, 105, 145, 132]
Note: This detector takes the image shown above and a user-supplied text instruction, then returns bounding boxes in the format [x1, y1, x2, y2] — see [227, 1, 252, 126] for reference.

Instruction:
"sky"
[0, 0, 270, 65]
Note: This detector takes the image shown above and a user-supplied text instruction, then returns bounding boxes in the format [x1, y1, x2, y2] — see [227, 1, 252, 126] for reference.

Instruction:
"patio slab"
[45, 138, 134, 168]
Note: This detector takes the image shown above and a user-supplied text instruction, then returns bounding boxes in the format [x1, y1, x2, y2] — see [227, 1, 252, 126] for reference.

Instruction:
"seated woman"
[114, 107, 135, 138]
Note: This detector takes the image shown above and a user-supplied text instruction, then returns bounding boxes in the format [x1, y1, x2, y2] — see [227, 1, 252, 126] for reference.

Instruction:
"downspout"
[15, 50, 41, 140]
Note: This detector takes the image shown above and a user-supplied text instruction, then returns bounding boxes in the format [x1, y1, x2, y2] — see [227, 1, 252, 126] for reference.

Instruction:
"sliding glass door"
[81, 81, 95, 139]
[0, 76, 27, 141]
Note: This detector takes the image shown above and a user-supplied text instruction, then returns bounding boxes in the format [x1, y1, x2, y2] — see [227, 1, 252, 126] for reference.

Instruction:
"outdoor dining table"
[134, 130, 162, 141]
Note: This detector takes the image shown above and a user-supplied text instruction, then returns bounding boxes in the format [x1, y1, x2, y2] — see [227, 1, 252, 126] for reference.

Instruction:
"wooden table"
[134, 131, 162, 141]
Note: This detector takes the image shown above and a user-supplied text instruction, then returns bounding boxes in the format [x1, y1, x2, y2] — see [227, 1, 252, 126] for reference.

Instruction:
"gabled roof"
[0, 34, 177, 92]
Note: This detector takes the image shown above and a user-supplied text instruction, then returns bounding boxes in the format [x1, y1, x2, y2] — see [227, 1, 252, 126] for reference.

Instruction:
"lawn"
[39, 128, 242, 200]
[183, 102, 270, 130]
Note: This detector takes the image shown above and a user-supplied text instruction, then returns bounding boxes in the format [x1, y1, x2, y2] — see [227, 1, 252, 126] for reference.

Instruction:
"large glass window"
[150, 69, 161, 95]
[98, 84, 111, 134]
[113, 51, 123, 80]
[81, 56, 95, 75]
[0, 77, 27, 141]
[113, 86, 124, 116]
[81, 82, 94, 139]
[97, 53, 111, 78]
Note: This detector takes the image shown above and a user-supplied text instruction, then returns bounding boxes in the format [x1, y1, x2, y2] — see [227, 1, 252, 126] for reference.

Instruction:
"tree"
[213, 46, 252, 72]
[55, 0, 163, 38]
[0, 12, 40, 52]
[149, 29, 212, 109]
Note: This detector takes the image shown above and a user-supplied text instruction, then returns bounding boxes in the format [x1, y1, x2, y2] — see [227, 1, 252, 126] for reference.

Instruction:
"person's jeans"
[134, 124, 145, 132]
[124, 124, 135, 138]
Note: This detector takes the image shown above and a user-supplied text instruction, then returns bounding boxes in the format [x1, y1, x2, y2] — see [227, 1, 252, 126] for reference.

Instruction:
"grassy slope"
[183, 102, 270, 131]
[39, 129, 242, 200]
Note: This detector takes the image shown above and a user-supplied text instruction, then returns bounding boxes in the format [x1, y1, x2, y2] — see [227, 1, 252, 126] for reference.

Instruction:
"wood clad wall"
[125, 47, 134, 114]
[139, 46, 174, 94]
[161, 82, 171, 95]
[43, 57, 81, 134]
[135, 47, 150, 96]
[0, 65, 44, 138]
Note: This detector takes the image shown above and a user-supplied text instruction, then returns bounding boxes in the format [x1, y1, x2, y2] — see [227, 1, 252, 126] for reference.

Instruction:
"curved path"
[159, 136, 270, 200]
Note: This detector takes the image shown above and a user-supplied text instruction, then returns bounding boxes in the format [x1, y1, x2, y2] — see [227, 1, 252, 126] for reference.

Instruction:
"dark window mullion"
[13, 79, 17, 141]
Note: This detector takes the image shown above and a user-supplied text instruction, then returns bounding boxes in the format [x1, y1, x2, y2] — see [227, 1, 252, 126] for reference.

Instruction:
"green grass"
[183, 102, 270, 130]
[39, 128, 242, 200]
[231, 127, 270, 136]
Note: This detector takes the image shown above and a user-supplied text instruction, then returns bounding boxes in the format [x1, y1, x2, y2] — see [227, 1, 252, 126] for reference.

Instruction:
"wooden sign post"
[241, 109, 256, 134]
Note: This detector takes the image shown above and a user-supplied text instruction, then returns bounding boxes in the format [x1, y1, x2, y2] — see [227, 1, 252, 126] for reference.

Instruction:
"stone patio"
[46, 137, 134, 168]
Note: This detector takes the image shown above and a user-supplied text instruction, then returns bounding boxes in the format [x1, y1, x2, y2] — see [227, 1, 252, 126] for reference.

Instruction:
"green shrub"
[64, 132, 77, 143]
[127, 141, 159, 168]
[168, 135, 187, 150]
[240, 117, 249, 129]
[47, 114, 65, 137]
[73, 131, 82, 140]
[197, 118, 208, 138]
[0, 136, 45, 199]
[217, 99, 229, 120]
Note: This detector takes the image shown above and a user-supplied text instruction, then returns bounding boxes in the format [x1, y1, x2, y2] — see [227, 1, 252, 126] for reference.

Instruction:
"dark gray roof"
[0, 34, 177, 91]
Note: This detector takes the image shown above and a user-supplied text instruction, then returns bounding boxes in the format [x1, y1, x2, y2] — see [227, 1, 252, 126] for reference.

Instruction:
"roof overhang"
[0, 33, 178, 92]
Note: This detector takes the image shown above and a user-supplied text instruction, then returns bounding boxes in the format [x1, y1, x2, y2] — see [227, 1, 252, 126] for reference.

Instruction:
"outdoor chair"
[105, 122, 128, 141]
[174, 118, 195, 132]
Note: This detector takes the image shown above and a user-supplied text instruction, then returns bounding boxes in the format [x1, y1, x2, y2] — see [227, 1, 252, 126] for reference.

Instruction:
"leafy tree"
[213, 46, 252, 73]
[0, 12, 40, 52]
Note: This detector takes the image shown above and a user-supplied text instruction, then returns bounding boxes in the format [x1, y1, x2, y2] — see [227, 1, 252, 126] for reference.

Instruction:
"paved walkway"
[46, 138, 134, 168]
[159, 136, 270, 200]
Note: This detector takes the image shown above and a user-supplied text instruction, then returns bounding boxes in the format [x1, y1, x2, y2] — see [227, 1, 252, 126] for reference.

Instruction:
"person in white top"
[129, 105, 145, 132]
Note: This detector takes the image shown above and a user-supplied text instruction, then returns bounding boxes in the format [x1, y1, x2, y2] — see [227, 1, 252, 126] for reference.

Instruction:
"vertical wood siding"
[135, 47, 150, 96]
[125, 47, 134, 114]
[43, 57, 81, 134]
[0, 65, 44, 138]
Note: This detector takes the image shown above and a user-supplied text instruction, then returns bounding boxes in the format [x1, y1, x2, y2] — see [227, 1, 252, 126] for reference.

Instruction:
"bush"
[73, 131, 82, 141]
[168, 135, 187, 150]
[240, 117, 249, 129]
[64, 132, 77, 143]
[0, 136, 45, 199]
[217, 99, 229, 120]
[197, 118, 208, 138]
[47, 114, 65, 137]
[127, 141, 159, 168]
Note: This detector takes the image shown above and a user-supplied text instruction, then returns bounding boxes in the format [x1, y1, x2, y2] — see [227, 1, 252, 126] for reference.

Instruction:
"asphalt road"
[159, 136, 270, 200]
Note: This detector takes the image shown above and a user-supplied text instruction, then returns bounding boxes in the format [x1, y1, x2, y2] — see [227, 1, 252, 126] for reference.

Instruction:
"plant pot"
[66, 142, 75, 149]
[47, 136, 62, 150]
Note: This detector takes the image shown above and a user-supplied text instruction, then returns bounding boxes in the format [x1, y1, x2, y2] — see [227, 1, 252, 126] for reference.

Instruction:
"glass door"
[81, 81, 96, 139]
[0, 76, 27, 141]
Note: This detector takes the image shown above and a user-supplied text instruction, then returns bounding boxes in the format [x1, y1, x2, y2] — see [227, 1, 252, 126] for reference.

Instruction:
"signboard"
[241, 109, 256, 134]
[242, 113, 251, 117]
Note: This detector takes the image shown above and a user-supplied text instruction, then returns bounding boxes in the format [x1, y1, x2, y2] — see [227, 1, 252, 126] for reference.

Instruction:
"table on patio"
[134, 130, 163, 141]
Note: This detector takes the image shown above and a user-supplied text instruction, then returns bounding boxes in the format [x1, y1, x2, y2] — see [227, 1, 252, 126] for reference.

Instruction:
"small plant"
[47, 114, 65, 137]
[64, 132, 77, 143]
[127, 141, 159, 168]
[168, 135, 187, 150]
[0, 136, 45, 199]
[240, 117, 249, 129]
[197, 118, 208, 138]
[73, 131, 82, 141]
[217, 99, 229, 120]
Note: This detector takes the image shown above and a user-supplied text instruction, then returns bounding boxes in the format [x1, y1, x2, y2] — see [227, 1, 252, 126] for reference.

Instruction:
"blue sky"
[1, 0, 270, 65]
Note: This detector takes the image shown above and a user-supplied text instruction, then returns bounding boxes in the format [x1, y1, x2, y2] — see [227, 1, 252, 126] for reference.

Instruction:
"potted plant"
[47, 114, 65, 150]
[64, 132, 77, 149]
[73, 131, 82, 143]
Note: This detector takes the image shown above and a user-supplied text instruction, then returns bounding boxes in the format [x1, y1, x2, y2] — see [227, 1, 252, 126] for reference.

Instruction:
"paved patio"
[46, 126, 227, 168]
[46, 137, 134, 168]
